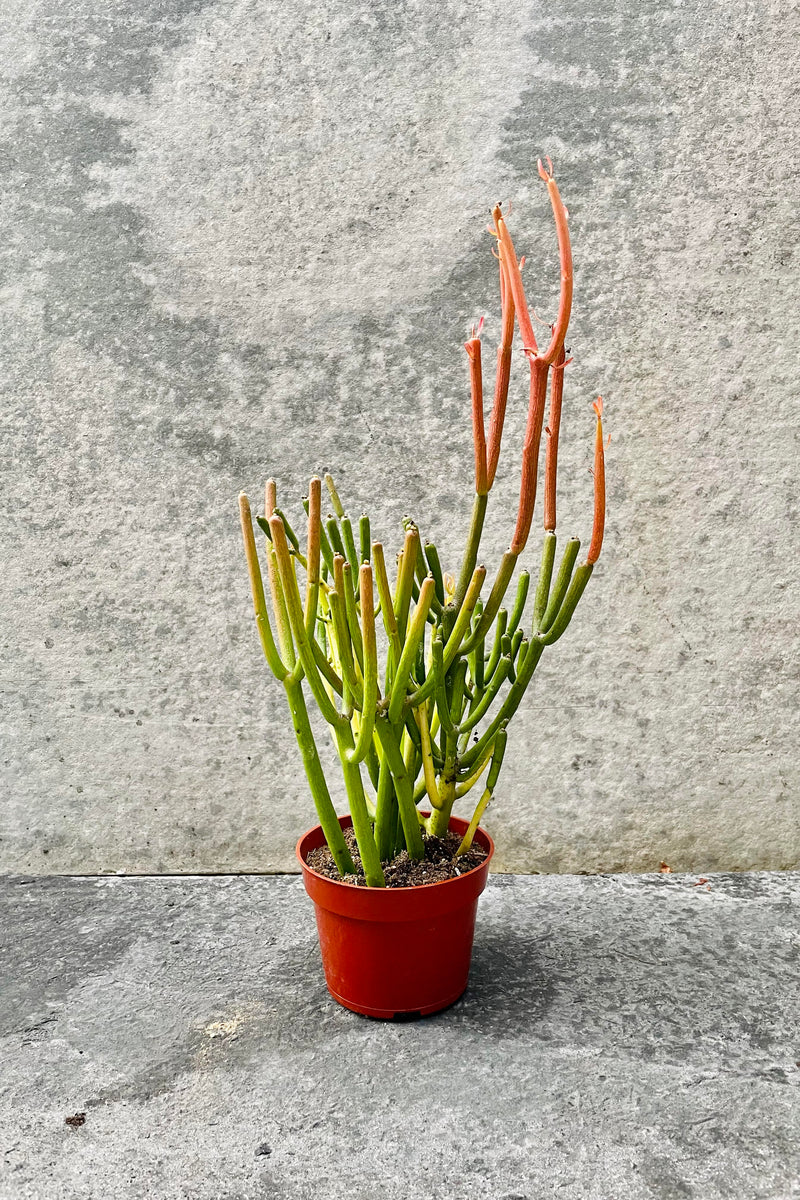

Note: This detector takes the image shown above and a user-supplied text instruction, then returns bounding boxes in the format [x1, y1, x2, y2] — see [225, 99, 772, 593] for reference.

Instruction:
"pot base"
[326, 983, 467, 1021]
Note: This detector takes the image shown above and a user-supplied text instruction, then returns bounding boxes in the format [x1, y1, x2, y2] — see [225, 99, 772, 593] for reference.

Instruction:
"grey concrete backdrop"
[2, 0, 799, 873]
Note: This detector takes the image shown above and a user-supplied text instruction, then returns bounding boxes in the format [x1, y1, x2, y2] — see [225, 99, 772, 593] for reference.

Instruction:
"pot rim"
[296, 811, 494, 893]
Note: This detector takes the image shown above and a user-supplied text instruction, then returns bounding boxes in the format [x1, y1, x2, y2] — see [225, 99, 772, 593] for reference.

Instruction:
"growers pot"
[297, 814, 494, 1019]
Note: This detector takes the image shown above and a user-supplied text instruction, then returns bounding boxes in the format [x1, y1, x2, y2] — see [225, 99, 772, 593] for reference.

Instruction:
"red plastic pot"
[296, 813, 494, 1019]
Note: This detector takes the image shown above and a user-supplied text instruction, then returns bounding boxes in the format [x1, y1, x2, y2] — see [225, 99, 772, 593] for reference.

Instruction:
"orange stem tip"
[587, 398, 606, 565]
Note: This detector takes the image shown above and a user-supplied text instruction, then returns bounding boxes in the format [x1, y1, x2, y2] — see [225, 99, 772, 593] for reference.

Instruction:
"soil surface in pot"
[306, 827, 488, 887]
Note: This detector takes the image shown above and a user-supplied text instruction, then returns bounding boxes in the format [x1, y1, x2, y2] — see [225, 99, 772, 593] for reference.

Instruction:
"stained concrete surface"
[1, 870, 798, 1198]
[2, 0, 800, 874]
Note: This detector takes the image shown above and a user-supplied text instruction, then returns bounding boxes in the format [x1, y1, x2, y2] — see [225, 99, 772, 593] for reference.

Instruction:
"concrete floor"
[1, 870, 798, 1199]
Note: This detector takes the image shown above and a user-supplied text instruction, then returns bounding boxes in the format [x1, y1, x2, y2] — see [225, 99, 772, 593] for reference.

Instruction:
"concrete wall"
[3, 0, 798, 875]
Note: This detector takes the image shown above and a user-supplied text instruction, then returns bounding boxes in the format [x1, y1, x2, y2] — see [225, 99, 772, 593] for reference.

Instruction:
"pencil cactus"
[239, 160, 607, 887]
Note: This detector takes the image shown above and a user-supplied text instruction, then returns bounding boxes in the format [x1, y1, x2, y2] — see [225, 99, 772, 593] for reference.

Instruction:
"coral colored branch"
[587, 398, 606, 564]
[543, 346, 568, 532]
[465, 336, 488, 496]
[510, 357, 550, 555]
[494, 206, 538, 357]
[486, 345, 512, 490]
[486, 225, 516, 490]
[496, 163, 573, 553]
[538, 158, 573, 366]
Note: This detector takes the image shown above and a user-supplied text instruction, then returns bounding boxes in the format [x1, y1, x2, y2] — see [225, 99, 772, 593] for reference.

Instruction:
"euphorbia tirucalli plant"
[239, 159, 606, 889]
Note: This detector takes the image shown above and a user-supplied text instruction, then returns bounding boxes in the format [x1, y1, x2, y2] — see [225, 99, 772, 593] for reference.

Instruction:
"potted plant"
[238, 159, 607, 1018]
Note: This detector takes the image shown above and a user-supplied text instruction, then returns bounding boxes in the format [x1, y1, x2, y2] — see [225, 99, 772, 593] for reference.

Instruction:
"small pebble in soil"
[306, 826, 487, 887]
[255, 1143, 272, 1157]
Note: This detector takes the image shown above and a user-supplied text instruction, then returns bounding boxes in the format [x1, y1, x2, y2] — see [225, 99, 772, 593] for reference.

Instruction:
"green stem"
[270, 516, 340, 727]
[484, 609, 508, 683]
[394, 526, 420, 642]
[402, 728, 420, 818]
[461, 550, 518, 654]
[506, 628, 524, 682]
[403, 706, 423, 756]
[507, 570, 530, 638]
[460, 638, 545, 771]
[238, 495, 288, 681]
[326, 516, 346, 561]
[448, 658, 470, 730]
[311, 638, 344, 698]
[374, 750, 398, 862]
[328, 589, 362, 711]
[537, 562, 594, 644]
[285, 678, 355, 875]
[343, 562, 365, 672]
[374, 718, 426, 860]
[304, 478, 322, 636]
[459, 656, 511, 733]
[365, 740, 381, 791]
[273, 507, 300, 550]
[457, 726, 508, 855]
[424, 541, 446, 606]
[346, 565, 377, 764]
[428, 763, 456, 837]
[359, 515, 371, 563]
[324, 472, 345, 518]
[334, 722, 385, 886]
[415, 703, 441, 811]
[340, 515, 359, 570]
[455, 735, 497, 794]
[538, 537, 580, 633]
[533, 531, 557, 627]
[428, 660, 467, 837]
[372, 542, 403, 669]
[266, 543, 296, 672]
[454, 493, 488, 610]
[429, 636, 456, 741]
[388, 578, 436, 724]
[443, 566, 486, 670]
[469, 599, 485, 690]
